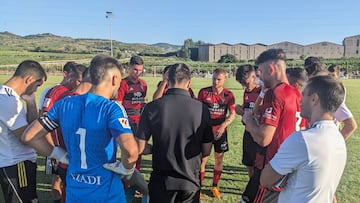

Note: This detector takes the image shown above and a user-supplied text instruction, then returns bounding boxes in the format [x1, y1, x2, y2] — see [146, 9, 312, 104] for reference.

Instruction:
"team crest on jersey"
[43, 98, 51, 108]
[118, 118, 131, 129]
[245, 96, 249, 101]
[265, 107, 273, 114]
[133, 92, 142, 97]
[129, 87, 134, 91]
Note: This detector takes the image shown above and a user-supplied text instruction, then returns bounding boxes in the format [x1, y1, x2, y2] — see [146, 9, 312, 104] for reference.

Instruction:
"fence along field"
[0, 74, 359, 202]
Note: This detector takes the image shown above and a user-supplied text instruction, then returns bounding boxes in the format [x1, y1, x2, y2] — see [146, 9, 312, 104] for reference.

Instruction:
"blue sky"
[1, 0, 359, 45]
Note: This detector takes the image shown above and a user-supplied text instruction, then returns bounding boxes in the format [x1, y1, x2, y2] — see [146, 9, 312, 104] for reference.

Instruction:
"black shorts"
[0, 160, 38, 203]
[213, 130, 229, 153]
[149, 174, 200, 203]
[242, 130, 259, 167]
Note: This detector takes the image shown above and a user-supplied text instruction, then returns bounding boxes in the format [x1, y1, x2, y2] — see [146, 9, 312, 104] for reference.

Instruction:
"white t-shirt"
[334, 102, 353, 123]
[334, 87, 353, 123]
[0, 85, 37, 167]
[270, 120, 347, 203]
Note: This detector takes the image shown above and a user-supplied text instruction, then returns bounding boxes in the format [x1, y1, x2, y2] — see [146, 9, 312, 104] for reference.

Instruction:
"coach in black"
[136, 63, 213, 203]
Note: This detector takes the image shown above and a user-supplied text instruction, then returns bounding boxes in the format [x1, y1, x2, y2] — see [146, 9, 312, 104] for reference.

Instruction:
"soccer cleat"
[211, 186, 221, 198]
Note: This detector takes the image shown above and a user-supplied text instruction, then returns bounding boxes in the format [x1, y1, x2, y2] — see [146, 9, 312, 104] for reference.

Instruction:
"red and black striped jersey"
[42, 84, 70, 113]
[117, 77, 147, 124]
[197, 86, 235, 126]
[242, 86, 262, 111]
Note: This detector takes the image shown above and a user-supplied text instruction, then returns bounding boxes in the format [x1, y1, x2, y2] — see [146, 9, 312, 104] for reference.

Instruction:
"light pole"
[106, 11, 113, 57]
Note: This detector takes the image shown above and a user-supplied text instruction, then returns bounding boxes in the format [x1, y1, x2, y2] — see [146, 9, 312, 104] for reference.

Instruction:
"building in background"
[196, 34, 359, 62]
[344, 35, 360, 58]
[303, 42, 344, 59]
[267, 41, 304, 60]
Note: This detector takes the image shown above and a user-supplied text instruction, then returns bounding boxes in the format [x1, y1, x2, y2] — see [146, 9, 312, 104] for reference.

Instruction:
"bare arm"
[341, 117, 358, 140]
[22, 93, 38, 124]
[21, 120, 54, 156]
[116, 133, 139, 169]
[260, 164, 283, 188]
[243, 111, 276, 147]
[152, 80, 167, 100]
[214, 109, 236, 140]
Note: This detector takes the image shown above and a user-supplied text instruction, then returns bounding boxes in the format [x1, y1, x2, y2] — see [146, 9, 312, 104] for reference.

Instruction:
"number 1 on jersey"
[76, 128, 88, 169]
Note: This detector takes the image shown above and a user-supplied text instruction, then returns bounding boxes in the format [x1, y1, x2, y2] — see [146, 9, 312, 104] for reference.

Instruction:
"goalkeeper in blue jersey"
[22, 55, 139, 203]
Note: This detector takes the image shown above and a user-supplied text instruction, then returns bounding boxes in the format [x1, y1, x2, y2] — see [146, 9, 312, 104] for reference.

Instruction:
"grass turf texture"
[0, 75, 359, 202]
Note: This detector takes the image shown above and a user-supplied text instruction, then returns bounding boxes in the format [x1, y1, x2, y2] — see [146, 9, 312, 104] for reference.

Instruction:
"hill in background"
[0, 31, 181, 58]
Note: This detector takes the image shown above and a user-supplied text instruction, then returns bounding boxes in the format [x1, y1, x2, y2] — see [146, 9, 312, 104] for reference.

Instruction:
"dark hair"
[305, 75, 345, 113]
[63, 61, 86, 79]
[63, 61, 76, 72]
[89, 55, 123, 85]
[81, 68, 91, 82]
[163, 65, 171, 74]
[304, 56, 320, 67]
[236, 64, 255, 84]
[286, 67, 308, 84]
[213, 68, 227, 75]
[129, 55, 144, 66]
[73, 64, 87, 79]
[167, 63, 191, 85]
[328, 64, 340, 74]
[13, 60, 47, 81]
[255, 49, 286, 65]
[305, 61, 327, 76]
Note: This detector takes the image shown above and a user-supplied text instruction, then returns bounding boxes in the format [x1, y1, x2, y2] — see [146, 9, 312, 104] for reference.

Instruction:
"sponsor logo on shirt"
[43, 98, 51, 108]
[263, 107, 277, 121]
[119, 118, 131, 129]
[70, 173, 101, 185]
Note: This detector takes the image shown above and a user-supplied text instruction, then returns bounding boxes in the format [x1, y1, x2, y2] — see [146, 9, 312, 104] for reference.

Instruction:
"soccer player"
[235, 65, 262, 178]
[136, 63, 213, 203]
[22, 55, 139, 202]
[41, 62, 85, 203]
[117, 55, 147, 133]
[198, 68, 236, 198]
[327, 64, 357, 203]
[260, 76, 347, 203]
[0, 60, 46, 203]
[116, 55, 147, 202]
[241, 49, 301, 203]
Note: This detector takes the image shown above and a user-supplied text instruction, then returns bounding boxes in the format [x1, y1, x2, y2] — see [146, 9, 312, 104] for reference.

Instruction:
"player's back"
[48, 93, 127, 202]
